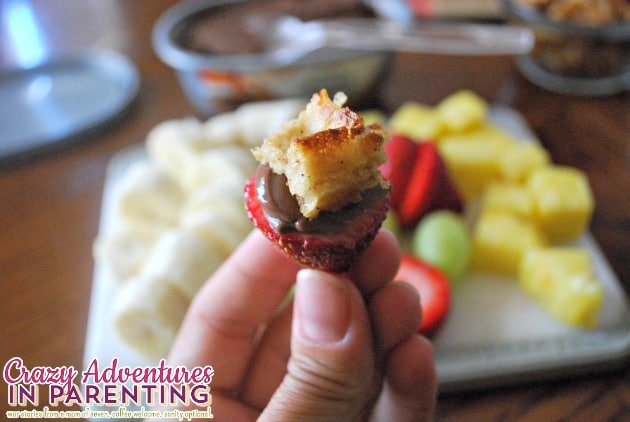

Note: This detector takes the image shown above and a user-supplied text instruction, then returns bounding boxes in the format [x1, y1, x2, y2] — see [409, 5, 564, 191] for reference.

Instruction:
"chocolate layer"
[255, 164, 388, 234]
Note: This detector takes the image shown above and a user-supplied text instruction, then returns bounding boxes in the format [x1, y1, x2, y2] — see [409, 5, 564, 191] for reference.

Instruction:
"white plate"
[84, 106, 630, 410]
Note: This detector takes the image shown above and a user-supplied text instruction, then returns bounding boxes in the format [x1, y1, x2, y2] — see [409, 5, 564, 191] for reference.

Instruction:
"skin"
[154, 229, 437, 421]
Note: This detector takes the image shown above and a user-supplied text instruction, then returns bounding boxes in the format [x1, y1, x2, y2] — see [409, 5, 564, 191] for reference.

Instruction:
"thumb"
[259, 269, 378, 422]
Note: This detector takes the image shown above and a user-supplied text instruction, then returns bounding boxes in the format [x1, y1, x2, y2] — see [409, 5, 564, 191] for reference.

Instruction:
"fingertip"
[376, 228, 403, 262]
[369, 281, 422, 354]
[387, 335, 437, 399]
[394, 280, 420, 304]
[349, 228, 402, 294]
[370, 334, 437, 421]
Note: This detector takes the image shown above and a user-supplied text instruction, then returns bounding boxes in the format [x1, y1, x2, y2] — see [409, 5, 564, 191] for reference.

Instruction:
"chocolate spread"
[255, 164, 388, 234]
[179, 0, 373, 55]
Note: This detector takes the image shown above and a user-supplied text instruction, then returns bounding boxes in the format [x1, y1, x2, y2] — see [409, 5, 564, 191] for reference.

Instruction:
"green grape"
[412, 210, 472, 282]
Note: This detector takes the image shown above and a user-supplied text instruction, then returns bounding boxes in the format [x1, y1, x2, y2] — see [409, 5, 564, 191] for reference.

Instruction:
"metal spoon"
[253, 16, 535, 65]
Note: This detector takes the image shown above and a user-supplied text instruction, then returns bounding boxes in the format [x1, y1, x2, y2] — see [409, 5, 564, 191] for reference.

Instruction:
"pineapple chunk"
[360, 109, 387, 126]
[519, 248, 604, 328]
[438, 121, 516, 145]
[389, 102, 444, 140]
[527, 166, 594, 241]
[438, 124, 512, 200]
[471, 210, 547, 275]
[500, 142, 550, 183]
[436, 90, 488, 132]
[481, 182, 533, 220]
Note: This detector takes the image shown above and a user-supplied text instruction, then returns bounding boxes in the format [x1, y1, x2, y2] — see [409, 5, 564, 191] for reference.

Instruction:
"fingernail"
[295, 269, 351, 343]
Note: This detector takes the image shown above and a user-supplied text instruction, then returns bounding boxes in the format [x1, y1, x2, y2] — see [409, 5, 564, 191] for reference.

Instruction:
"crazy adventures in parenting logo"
[3, 357, 215, 419]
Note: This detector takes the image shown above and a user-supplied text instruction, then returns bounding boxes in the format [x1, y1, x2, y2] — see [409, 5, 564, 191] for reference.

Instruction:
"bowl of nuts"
[502, 0, 629, 96]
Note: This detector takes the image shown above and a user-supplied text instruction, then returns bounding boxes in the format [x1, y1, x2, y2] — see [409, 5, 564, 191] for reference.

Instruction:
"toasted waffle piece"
[252, 89, 388, 219]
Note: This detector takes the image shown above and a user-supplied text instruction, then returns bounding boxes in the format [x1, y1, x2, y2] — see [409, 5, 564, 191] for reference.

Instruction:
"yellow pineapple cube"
[438, 122, 516, 146]
[519, 248, 604, 328]
[389, 102, 444, 140]
[527, 166, 594, 241]
[471, 210, 547, 275]
[436, 90, 488, 132]
[360, 109, 387, 126]
[438, 124, 512, 200]
[481, 182, 533, 220]
[500, 142, 550, 183]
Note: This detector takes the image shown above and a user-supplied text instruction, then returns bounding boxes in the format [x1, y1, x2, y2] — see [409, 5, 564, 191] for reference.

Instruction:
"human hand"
[165, 229, 436, 421]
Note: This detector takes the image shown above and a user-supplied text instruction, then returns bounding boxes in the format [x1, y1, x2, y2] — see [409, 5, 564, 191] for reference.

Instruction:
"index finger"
[348, 228, 401, 295]
[168, 229, 302, 391]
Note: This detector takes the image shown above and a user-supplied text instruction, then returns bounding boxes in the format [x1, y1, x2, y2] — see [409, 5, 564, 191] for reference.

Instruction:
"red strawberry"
[380, 134, 418, 210]
[435, 160, 464, 215]
[396, 142, 438, 227]
[395, 254, 451, 337]
[244, 176, 389, 272]
[397, 141, 462, 228]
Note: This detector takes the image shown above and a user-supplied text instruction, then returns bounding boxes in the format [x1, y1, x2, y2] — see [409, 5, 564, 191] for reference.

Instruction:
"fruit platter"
[86, 91, 630, 399]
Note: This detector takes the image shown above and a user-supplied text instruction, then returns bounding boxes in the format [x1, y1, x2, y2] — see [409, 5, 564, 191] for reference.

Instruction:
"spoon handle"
[319, 19, 535, 56]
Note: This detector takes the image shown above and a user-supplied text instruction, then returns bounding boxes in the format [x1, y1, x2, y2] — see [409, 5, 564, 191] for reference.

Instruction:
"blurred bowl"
[502, 0, 629, 96]
[153, 0, 392, 116]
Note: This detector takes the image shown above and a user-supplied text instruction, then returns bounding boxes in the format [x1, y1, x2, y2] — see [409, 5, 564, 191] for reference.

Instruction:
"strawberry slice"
[435, 160, 464, 215]
[395, 254, 451, 337]
[380, 134, 418, 210]
[397, 141, 462, 228]
[244, 176, 389, 272]
[397, 142, 439, 227]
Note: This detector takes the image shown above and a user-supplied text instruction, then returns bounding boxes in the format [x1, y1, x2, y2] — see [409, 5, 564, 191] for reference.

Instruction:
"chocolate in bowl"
[178, 0, 374, 55]
[153, 0, 391, 116]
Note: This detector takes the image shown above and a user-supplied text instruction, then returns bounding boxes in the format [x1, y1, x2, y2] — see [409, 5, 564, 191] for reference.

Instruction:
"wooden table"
[1, 1, 628, 420]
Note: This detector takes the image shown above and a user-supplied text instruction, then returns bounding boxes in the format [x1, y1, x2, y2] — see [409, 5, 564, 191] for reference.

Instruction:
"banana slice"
[112, 273, 189, 360]
[146, 118, 205, 186]
[182, 145, 255, 191]
[116, 161, 183, 227]
[138, 227, 225, 301]
[180, 212, 248, 258]
[93, 225, 158, 283]
[200, 111, 243, 146]
[181, 182, 251, 235]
